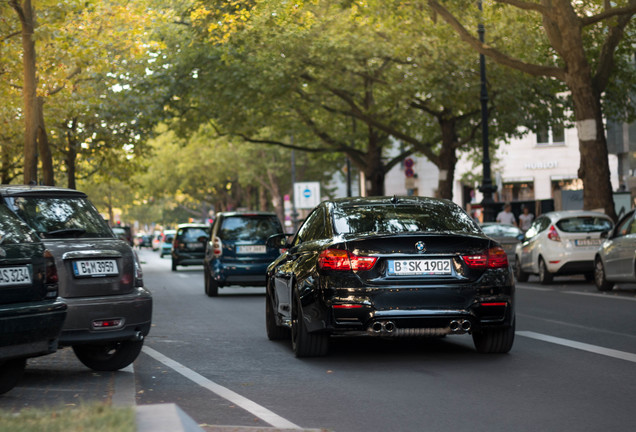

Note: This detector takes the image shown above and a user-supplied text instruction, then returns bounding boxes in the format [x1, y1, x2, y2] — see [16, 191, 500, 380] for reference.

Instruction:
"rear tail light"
[44, 250, 58, 284]
[547, 225, 561, 241]
[318, 249, 377, 271]
[44, 250, 58, 298]
[133, 250, 144, 287]
[463, 246, 509, 269]
[212, 236, 223, 257]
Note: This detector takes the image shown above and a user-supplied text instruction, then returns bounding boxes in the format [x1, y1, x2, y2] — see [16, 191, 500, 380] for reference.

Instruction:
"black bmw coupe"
[265, 196, 515, 357]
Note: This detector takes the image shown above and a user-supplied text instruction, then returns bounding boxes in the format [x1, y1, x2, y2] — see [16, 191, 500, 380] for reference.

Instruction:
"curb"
[136, 403, 205, 432]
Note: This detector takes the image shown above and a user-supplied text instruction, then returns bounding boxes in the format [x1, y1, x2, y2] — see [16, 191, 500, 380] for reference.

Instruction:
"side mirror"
[266, 233, 289, 249]
[600, 230, 610, 239]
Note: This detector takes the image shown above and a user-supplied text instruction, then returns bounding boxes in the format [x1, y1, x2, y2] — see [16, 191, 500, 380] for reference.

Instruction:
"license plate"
[236, 245, 266, 254]
[575, 239, 601, 247]
[72, 260, 119, 277]
[387, 259, 452, 276]
[187, 242, 204, 250]
[0, 266, 32, 286]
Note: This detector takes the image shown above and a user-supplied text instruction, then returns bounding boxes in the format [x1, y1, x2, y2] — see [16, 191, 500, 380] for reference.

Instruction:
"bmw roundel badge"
[415, 241, 426, 253]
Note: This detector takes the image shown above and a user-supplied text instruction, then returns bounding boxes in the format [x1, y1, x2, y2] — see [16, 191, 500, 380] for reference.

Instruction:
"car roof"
[326, 195, 456, 208]
[0, 184, 87, 198]
[217, 211, 278, 217]
[541, 210, 612, 220]
[177, 223, 209, 229]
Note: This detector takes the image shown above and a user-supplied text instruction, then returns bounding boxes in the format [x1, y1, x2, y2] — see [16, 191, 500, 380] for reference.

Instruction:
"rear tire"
[514, 257, 529, 282]
[291, 293, 328, 357]
[171, 259, 177, 271]
[0, 358, 26, 394]
[538, 258, 553, 285]
[473, 318, 515, 354]
[204, 269, 219, 297]
[594, 258, 614, 291]
[72, 340, 143, 371]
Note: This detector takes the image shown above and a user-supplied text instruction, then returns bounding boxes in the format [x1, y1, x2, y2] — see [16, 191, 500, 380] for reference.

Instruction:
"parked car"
[171, 223, 209, 271]
[594, 208, 636, 291]
[481, 222, 524, 268]
[265, 196, 515, 357]
[112, 225, 133, 246]
[135, 233, 152, 249]
[151, 232, 161, 251]
[203, 212, 284, 297]
[0, 185, 152, 371]
[159, 230, 176, 257]
[514, 210, 614, 284]
[0, 203, 68, 394]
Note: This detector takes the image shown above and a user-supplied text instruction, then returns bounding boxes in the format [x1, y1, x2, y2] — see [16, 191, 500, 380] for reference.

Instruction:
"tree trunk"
[436, 119, 458, 200]
[65, 119, 78, 189]
[12, 0, 38, 185]
[359, 129, 386, 196]
[37, 97, 54, 185]
[566, 74, 617, 220]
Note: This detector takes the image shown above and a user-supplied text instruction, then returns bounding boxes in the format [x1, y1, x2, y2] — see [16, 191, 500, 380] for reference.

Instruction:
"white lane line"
[518, 331, 636, 364]
[563, 291, 636, 302]
[142, 346, 301, 430]
[516, 286, 553, 292]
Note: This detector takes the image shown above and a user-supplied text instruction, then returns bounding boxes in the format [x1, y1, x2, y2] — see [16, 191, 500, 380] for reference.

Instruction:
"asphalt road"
[2, 248, 636, 431]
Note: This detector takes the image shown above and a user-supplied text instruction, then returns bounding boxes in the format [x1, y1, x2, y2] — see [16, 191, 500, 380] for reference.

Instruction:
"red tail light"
[463, 246, 509, 269]
[44, 250, 58, 284]
[547, 225, 561, 241]
[318, 249, 377, 271]
[212, 237, 222, 257]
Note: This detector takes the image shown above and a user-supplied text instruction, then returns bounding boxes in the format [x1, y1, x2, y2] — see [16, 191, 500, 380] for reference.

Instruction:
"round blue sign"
[303, 188, 312, 198]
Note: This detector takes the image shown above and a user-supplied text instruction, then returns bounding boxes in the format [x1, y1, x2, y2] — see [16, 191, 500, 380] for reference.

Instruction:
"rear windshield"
[219, 215, 283, 242]
[556, 216, 613, 233]
[6, 196, 113, 239]
[333, 202, 480, 235]
[0, 204, 40, 244]
[178, 227, 208, 242]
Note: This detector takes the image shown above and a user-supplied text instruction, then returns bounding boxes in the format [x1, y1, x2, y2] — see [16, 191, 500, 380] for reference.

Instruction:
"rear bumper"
[0, 300, 67, 360]
[549, 260, 594, 275]
[211, 259, 270, 287]
[58, 287, 152, 346]
[302, 271, 515, 335]
[172, 251, 205, 266]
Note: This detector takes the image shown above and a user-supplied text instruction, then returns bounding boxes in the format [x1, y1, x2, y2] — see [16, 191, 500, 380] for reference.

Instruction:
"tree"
[426, 0, 636, 220]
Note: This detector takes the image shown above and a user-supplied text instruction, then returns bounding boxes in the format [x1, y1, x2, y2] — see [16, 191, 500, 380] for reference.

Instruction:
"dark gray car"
[0, 186, 152, 371]
[0, 203, 67, 393]
[594, 208, 636, 291]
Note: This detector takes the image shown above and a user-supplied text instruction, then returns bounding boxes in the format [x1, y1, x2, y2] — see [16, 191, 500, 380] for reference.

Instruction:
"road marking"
[516, 286, 553, 292]
[142, 346, 301, 430]
[112, 364, 136, 407]
[518, 331, 636, 364]
[563, 291, 636, 302]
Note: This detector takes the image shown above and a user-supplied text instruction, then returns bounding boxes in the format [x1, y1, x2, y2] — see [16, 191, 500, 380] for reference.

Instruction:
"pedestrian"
[518, 206, 534, 232]
[496, 203, 517, 226]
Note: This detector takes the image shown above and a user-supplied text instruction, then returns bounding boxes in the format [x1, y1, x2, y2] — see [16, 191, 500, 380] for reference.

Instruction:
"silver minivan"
[0, 185, 152, 371]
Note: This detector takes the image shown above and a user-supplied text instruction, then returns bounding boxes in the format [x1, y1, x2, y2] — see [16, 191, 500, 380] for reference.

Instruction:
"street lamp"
[477, 1, 497, 222]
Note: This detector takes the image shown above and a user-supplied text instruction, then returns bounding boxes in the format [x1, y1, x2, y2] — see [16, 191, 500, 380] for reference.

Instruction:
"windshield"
[333, 202, 481, 235]
[556, 216, 613, 233]
[178, 227, 208, 242]
[0, 204, 40, 244]
[7, 196, 113, 239]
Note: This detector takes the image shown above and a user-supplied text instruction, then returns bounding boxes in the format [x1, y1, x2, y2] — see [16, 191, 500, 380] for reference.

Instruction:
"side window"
[615, 213, 635, 237]
[293, 208, 325, 246]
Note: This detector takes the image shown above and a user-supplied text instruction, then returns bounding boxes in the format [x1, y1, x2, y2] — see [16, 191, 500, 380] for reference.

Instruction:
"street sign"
[294, 182, 321, 209]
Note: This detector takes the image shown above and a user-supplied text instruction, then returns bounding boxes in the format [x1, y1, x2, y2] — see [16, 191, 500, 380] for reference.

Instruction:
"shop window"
[501, 182, 535, 202]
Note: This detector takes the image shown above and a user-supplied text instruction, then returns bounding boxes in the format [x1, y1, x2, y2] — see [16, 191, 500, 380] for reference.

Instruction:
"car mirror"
[600, 230, 609, 239]
[266, 233, 289, 248]
[197, 235, 208, 243]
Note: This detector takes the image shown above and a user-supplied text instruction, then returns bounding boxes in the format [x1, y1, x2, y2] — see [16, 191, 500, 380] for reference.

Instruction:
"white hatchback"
[514, 210, 614, 284]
